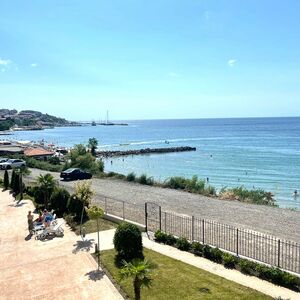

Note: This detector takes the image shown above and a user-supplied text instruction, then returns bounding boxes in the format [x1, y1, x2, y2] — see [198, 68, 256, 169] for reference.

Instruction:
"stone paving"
[0, 190, 123, 300]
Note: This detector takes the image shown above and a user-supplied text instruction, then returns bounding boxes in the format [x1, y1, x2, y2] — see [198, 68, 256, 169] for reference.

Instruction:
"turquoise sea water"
[4, 117, 300, 209]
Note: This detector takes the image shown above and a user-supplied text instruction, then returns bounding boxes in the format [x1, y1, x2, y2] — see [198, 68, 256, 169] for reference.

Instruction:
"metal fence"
[19, 175, 300, 275]
[160, 211, 300, 275]
[93, 196, 300, 275]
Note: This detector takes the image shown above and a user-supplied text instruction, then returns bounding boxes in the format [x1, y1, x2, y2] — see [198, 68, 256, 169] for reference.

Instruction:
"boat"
[91, 121, 96, 126]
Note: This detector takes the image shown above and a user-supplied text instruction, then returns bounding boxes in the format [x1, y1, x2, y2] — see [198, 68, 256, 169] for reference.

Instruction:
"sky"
[0, 0, 300, 121]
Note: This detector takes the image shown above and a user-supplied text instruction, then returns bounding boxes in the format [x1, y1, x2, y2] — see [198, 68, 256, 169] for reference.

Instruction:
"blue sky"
[1, 0, 300, 120]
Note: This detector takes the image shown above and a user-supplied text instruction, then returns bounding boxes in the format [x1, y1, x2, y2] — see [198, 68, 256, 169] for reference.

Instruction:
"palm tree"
[37, 173, 56, 208]
[88, 138, 98, 157]
[119, 259, 156, 300]
[86, 205, 104, 269]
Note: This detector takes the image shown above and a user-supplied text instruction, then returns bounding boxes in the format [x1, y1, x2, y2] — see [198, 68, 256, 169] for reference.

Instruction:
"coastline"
[12, 168, 300, 243]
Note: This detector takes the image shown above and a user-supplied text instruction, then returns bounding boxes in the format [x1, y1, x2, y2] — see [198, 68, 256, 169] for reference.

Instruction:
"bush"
[238, 259, 257, 275]
[26, 157, 63, 172]
[202, 245, 213, 259]
[220, 186, 276, 206]
[137, 174, 148, 185]
[222, 253, 237, 269]
[165, 234, 177, 246]
[210, 247, 223, 263]
[48, 156, 60, 165]
[176, 237, 191, 251]
[126, 172, 136, 182]
[191, 242, 204, 256]
[164, 176, 216, 196]
[113, 222, 144, 261]
[50, 188, 70, 216]
[154, 230, 168, 243]
[64, 214, 77, 231]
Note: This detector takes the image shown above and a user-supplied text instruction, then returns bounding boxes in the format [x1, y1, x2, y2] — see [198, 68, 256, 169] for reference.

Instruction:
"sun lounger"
[35, 221, 64, 240]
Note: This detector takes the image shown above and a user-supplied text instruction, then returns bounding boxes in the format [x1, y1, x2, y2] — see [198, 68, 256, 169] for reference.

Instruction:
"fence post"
[159, 206, 162, 231]
[164, 212, 167, 233]
[122, 201, 125, 220]
[145, 203, 148, 232]
[236, 228, 239, 256]
[277, 239, 281, 267]
[104, 197, 107, 214]
[202, 219, 205, 244]
[191, 216, 194, 241]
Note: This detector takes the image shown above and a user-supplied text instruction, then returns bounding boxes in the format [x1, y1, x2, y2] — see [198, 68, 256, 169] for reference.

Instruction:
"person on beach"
[27, 211, 34, 234]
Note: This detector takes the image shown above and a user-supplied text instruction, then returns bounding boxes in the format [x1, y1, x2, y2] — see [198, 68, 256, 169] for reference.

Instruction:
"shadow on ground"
[73, 238, 95, 254]
[85, 269, 105, 281]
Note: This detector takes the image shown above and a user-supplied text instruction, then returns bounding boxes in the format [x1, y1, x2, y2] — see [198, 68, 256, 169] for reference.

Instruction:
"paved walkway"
[0, 190, 123, 300]
[85, 229, 300, 300]
[21, 168, 300, 243]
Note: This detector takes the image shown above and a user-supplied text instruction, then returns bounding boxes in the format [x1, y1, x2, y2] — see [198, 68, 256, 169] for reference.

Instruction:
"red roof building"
[24, 147, 54, 159]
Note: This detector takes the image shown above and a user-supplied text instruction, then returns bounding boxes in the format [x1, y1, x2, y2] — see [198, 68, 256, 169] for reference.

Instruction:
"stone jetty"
[97, 146, 196, 157]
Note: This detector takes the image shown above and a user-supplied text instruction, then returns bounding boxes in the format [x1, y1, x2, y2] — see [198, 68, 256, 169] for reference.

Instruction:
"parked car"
[60, 168, 92, 180]
[0, 157, 8, 164]
[0, 159, 26, 170]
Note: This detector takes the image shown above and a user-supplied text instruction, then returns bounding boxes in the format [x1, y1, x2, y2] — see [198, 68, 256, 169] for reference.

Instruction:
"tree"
[3, 170, 9, 190]
[15, 167, 31, 200]
[10, 169, 16, 189]
[119, 259, 156, 300]
[74, 180, 95, 229]
[65, 144, 102, 173]
[88, 138, 98, 157]
[50, 188, 70, 216]
[86, 205, 104, 269]
[113, 223, 144, 262]
[37, 173, 56, 208]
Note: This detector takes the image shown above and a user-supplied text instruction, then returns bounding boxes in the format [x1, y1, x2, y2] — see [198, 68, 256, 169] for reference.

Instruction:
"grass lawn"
[100, 248, 272, 300]
[73, 218, 117, 235]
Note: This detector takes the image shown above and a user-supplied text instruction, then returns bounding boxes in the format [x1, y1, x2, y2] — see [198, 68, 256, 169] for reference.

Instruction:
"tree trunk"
[20, 174, 23, 200]
[97, 218, 100, 269]
[134, 278, 141, 300]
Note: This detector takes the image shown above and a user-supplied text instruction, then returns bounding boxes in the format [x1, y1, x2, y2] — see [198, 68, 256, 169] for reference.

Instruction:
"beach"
[18, 168, 300, 243]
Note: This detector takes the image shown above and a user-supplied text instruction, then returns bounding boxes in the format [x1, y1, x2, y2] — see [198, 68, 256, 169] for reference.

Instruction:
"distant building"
[24, 147, 54, 160]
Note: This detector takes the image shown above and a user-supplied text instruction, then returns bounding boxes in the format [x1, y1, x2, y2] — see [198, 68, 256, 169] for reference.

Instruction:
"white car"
[0, 159, 26, 170]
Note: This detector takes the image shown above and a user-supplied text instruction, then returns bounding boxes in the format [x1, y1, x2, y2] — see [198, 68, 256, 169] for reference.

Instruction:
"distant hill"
[0, 109, 75, 131]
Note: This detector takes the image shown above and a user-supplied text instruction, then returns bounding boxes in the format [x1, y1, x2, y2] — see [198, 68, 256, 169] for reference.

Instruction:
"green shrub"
[165, 234, 177, 246]
[176, 237, 191, 251]
[113, 222, 144, 261]
[126, 172, 136, 182]
[210, 247, 223, 263]
[48, 156, 60, 165]
[50, 188, 70, 216]
[191, 242, 204, 256]
[222, 186, 276, 206]
[137, 174, 148, 185]
[154, 230, 168, 243]
[107, 171, 118, 177]
[238, 259, 257, 275]
[202, 245, 213, 259]
[64, 214, 77, 231]
[164, 176, 216, 196]
[26, 157, 63, 172]
[222, 253, 238, 269]
[281, 271, 300, 291]
[10, 170, 16, 190]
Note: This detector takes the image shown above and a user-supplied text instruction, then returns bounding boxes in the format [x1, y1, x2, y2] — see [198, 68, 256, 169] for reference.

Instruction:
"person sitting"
[43, 210, 53, 227]
[34, 212, 43, 226]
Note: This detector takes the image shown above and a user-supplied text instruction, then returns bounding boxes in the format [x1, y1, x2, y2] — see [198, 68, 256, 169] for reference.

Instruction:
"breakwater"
[97, 146, 196, 157]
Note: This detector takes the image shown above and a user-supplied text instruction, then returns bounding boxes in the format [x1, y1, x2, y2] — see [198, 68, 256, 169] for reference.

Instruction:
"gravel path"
[6, 168, 300, 243]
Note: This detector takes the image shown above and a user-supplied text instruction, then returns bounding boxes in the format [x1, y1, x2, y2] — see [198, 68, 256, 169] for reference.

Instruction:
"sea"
[3, 117, 300, 209]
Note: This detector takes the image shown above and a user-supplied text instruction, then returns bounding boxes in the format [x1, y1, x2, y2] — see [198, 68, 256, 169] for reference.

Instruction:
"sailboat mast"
[106, 110, 109, 124]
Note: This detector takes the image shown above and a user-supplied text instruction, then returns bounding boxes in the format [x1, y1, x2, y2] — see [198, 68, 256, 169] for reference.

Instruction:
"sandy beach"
[10, 168, 300, 244]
